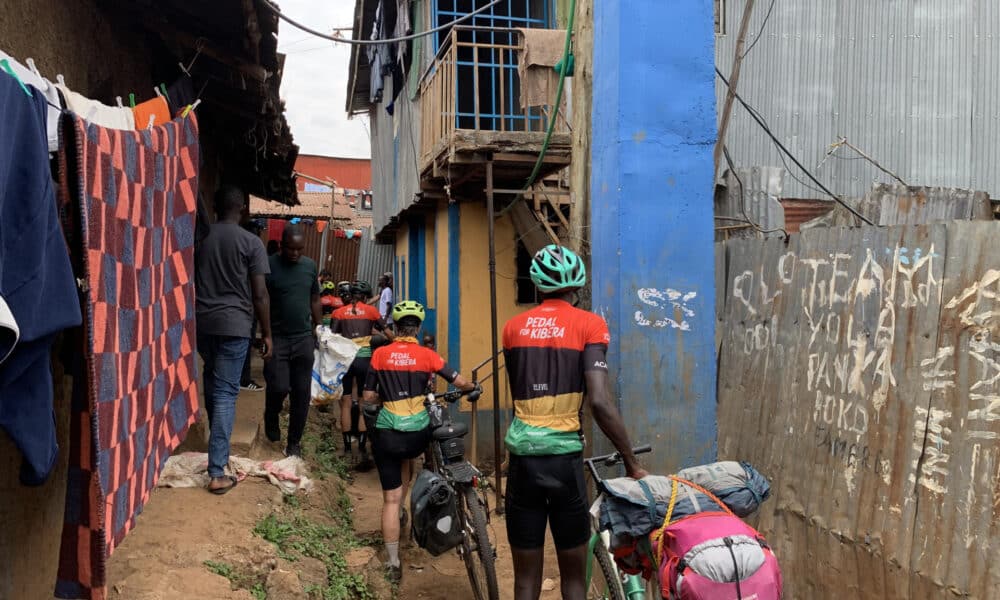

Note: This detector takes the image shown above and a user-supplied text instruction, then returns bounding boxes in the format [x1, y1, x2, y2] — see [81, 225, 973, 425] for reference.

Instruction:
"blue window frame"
[432, 0, 552, 133]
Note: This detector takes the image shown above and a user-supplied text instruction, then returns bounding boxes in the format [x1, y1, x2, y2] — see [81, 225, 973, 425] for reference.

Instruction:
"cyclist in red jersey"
[332, 280, 390, 466]
[502, 245, 647, 600]
[362, 300, 477, 584]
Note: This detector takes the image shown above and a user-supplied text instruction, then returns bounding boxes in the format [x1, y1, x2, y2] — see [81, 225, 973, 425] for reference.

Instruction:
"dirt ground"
[106, 399, 562, 599]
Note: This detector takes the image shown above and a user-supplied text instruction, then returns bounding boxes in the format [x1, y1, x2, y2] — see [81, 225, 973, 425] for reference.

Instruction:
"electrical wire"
[714, 67, 874, 225]
[722, 144, 788, 239]
[261, 0, 503, 45]
[741, 0, 777, 59]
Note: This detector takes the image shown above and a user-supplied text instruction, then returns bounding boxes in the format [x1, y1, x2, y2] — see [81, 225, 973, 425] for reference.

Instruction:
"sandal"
[208, 475, 238, 495]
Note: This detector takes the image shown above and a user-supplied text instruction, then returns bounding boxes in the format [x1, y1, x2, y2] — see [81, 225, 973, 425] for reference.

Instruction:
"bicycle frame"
[584, 445, 654, 600]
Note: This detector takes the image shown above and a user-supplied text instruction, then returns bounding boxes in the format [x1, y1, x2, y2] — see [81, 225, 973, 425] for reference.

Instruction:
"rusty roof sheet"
[251, 191, 373, 229]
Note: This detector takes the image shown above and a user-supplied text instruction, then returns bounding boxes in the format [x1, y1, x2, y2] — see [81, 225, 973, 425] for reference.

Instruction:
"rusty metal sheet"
[716, 221, 984, 598]
[910, 221, 1000, 597]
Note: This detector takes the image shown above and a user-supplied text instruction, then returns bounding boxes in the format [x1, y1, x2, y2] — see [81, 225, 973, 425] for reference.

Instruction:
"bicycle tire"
[459, 485, 499, 600]
[590, 537, 627, 600]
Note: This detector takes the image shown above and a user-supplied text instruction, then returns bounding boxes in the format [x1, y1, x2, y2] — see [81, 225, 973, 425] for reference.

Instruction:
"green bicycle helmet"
[392, 300, 426, 323]
[529, 244, 587, 293]
[351, 280, 373, 298]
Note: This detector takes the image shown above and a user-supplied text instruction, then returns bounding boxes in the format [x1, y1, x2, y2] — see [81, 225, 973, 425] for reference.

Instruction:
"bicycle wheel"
[459, 485, 499, 600]
[589, 536, 627, 600]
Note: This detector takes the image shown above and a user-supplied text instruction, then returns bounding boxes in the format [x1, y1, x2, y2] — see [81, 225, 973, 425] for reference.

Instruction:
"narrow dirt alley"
[106, 389, 562, 599]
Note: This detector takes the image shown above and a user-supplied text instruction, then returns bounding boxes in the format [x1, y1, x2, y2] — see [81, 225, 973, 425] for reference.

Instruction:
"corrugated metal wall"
[717, 1, 998, 199]
[717, 220, 1000, 598]
[357, 228, 395, 286]
[258, 223, 361, 280]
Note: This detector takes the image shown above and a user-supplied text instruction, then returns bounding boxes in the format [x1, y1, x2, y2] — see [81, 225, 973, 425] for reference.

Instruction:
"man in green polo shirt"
[263, 225, 323, 457]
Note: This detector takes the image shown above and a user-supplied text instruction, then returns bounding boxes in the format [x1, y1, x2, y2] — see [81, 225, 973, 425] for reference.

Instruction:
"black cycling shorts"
[341, 356, 371, 398]
[504, 452, 590, 550]
[373, 427, 431, 490]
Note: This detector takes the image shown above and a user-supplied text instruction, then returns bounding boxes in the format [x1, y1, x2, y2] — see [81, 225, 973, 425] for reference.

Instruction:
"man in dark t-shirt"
[263, 225, 322, 457]
[195, 185, 272, 495]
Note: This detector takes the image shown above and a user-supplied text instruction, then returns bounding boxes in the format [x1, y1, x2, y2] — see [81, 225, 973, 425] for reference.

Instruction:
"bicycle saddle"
[432, 421, 468, 440]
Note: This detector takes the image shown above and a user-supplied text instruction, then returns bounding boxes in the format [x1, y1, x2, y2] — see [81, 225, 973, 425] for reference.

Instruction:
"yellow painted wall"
[434, 203, 451, 363]
[458, 202, 522, 411]
[394, 222, 410, 299]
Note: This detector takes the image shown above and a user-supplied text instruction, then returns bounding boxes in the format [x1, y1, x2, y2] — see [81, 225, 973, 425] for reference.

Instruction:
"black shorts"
[504, 453, 590, 550]
[341, 356, 371, 398]
[373, 427, 431, 490]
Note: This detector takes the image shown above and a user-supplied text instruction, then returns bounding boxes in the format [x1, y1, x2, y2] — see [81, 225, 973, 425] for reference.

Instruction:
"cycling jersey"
[502, 299, 610, 456]
[320, 294, 343, 326]
[332, 302, 382, 357]
[366, 337, 459, 432]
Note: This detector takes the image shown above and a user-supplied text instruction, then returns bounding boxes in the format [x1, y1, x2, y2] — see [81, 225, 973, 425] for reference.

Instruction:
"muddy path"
[106, 400, 562, 599]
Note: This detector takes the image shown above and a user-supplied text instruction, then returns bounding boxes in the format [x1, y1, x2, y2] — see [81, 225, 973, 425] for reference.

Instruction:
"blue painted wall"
[591, 0, 718, 472]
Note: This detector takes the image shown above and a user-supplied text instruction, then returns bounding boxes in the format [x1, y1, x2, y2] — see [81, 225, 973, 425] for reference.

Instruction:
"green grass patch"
[203, 560, 267, 598]
[253, 414, 376, 600]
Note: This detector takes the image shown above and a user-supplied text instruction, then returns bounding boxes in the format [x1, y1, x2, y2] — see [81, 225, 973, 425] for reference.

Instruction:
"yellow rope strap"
[650, 476, 737, 564]
[650, 478, 679, 562]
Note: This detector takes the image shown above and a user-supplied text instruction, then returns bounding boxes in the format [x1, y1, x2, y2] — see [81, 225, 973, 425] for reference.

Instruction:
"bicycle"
[584, 444, 654, 600]
[423, 386, 499, 600]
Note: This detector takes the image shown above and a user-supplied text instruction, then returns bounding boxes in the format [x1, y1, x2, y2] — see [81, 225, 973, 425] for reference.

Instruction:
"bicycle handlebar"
[438, 385, 483, 404]
[584, 444, 652, 468]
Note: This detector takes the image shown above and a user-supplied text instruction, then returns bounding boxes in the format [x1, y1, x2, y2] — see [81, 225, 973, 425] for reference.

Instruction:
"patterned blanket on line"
[55, 113, 201, 600]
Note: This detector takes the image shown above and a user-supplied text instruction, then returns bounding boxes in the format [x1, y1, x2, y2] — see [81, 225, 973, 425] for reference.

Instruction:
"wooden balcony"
[419, 26, 571, 194]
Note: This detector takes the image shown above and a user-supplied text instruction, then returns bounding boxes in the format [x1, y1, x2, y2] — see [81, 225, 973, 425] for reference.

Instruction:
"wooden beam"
[714, 0, 757, 175]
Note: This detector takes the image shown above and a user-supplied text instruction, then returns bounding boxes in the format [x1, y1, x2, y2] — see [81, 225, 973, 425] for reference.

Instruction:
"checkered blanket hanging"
[55, 113, 201, 600]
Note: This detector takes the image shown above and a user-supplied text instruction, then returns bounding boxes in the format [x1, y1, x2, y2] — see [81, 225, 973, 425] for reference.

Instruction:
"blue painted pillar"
[591, 0, 718, 471]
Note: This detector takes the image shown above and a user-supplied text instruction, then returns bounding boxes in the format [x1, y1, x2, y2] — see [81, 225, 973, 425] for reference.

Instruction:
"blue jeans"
[197, 334, 249, 478]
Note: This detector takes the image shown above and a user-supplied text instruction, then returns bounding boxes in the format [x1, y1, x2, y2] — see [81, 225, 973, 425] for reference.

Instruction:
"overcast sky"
[276, 0, 370, 159]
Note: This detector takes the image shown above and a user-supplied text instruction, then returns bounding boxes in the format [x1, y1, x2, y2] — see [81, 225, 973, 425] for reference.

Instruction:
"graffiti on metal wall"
[727, 242, 944, 493]
[634, 287, 697, 331]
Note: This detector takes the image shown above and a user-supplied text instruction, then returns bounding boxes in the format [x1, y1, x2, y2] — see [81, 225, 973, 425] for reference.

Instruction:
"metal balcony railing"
[419, 25, 568, 166]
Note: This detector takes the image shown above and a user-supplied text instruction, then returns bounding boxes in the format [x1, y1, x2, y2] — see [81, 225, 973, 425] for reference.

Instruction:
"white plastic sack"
[311, 327, 360, 406]
[158, 452, 314, 494]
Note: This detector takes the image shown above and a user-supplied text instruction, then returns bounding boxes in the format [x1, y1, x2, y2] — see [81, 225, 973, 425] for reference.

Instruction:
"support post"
[713, 0, 757, 174]
[591, 1, 718, 473]
[486, 159, 504, 514]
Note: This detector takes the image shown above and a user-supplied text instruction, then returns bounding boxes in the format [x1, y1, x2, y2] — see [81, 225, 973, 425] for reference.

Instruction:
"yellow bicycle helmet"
[392, 300, 426, 323]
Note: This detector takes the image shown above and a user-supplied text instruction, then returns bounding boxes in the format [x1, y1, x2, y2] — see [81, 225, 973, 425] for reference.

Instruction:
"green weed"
[203, 560, 267, 596]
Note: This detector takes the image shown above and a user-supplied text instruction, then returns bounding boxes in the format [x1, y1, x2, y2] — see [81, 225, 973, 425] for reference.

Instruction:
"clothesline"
[0, 47, 203, 153]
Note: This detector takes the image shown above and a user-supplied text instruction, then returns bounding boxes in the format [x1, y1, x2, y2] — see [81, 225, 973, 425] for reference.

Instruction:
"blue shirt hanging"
[0, 72, 82, 485]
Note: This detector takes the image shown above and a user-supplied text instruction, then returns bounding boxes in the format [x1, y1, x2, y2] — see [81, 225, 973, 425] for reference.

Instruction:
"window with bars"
[432, 0, 553, 133]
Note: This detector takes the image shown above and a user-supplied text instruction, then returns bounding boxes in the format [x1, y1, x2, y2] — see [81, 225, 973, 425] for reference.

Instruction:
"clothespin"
[146, 114, 156, 131]
[56, 74, 65, 86]
[0, 59, 32, 98]
[25, 58, 40, 77]
[116, 96, 123, 108]
[159, 83, 168, 99]
[154, 87, 162, 98]
[180, 99, 201, 118]
[129, 93, 135, 108]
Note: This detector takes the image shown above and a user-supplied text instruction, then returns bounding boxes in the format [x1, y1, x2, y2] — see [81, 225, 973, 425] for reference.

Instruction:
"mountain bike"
[424, 387, 499, 600]
[584, 444, 653, 600]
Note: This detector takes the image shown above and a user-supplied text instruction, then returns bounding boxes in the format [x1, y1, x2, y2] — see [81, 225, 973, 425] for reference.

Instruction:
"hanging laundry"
[54, 112, 201, 600]
[0, 72, 82, 486]
[56, 84, 135, 130]
[0, 51, 63, 152]
[268, 218, 286, 242]
[131, 95, 171, 129]
[394, 0, 412, 67]
[334, 229, 347, 238]
[316, 220, 327, 233]
[516, 28, 568, 109]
